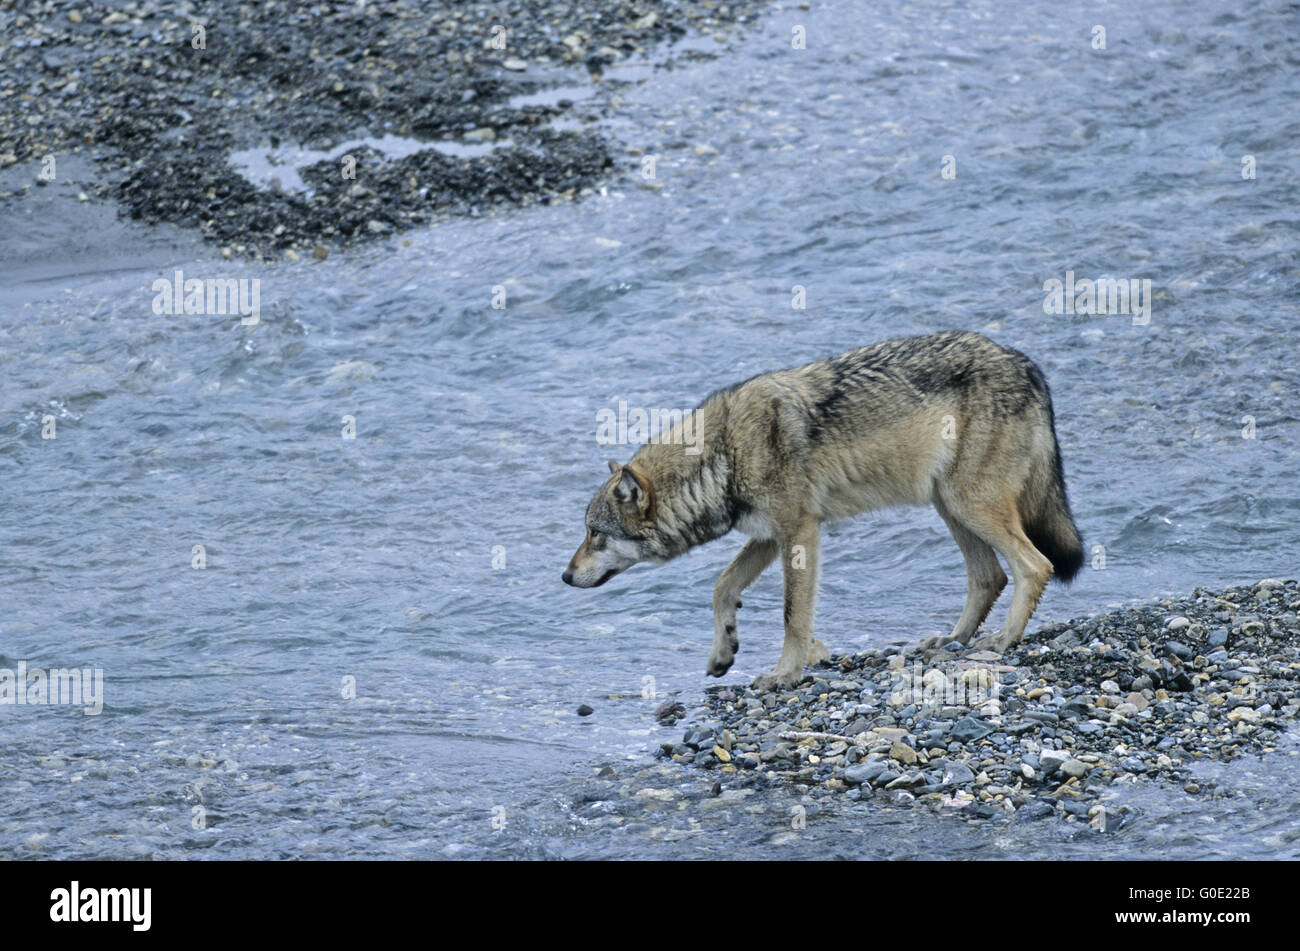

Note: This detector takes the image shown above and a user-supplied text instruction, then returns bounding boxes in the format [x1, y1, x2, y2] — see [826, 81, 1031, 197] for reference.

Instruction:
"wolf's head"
[562, 459, 660, 588]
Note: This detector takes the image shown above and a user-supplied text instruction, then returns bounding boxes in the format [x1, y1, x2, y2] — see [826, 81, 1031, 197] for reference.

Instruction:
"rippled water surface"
[2, 0, 1298, 859]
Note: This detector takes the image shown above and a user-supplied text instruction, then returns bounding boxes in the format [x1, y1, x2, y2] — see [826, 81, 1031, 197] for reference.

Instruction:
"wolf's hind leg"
[920, 499, 1007, 650]
[962, 502, 1052, 653]
[708, 537, 778, 676]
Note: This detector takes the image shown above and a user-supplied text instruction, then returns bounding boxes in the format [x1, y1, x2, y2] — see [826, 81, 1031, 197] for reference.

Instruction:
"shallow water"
[2, 0, 1299, 859]
[229, 134, 518, 195]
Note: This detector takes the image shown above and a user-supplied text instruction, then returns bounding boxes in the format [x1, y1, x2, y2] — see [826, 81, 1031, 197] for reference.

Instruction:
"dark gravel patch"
[1, 0, 774, 259]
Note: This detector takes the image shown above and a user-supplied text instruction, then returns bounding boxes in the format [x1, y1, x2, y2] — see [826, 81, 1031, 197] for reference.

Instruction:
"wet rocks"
[843, 761, 887, 786]
[660, 578, 1300, 826]
[948, 716, 994, 744]
[888, 741, 917, 765]
[1060, 759, 1090, 780]
[654, 700, 687, 725]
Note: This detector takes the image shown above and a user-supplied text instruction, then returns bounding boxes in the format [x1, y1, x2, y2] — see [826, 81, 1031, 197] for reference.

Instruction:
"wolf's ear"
[613, 466, 654, 518]
[607, 459, 621, 474]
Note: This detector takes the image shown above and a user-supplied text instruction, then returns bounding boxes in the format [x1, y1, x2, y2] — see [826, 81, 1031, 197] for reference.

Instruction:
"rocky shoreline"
[1, 0, 774, 259]
[655, 579, 1300, 826]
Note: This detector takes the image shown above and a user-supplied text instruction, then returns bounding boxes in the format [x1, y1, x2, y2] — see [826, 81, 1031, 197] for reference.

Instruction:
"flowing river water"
[1, 0, 1298, 858]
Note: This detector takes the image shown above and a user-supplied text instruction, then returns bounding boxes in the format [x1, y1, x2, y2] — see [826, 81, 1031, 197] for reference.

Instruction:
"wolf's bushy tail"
[1021, 420, 1084, 584]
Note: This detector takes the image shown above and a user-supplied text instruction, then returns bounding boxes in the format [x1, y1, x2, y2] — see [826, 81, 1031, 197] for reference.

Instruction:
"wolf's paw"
[751, 670, 805, 693]
[807, 638, 830, 665]
[919, 634, 954, 650]
[971, 631, 1018, 653]
[711, 606, 741, 672]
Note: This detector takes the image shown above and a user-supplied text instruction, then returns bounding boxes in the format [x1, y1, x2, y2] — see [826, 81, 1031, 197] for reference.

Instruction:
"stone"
[942, 763, 975, 786]
[843, 760, 887, 786]
[948, 716, 994, 744]
[1016, 800, 1054, 821]
[889, 742, 917, 765]
[1039, 749, 1070, 774]
[886, 771, 923, 789]
[844, 717, 873, 736]
[1060, 759, 1090, 779]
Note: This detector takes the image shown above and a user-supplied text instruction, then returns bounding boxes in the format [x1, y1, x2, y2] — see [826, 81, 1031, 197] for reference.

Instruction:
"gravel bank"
[1, 0, 773, 259]
[658, 579, 1300, 825]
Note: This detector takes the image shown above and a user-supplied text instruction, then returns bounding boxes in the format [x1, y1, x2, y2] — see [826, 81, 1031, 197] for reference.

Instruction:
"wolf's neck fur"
[629, 398, 737, 560]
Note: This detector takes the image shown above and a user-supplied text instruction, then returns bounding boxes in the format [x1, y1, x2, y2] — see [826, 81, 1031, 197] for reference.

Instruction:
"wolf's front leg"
[708, 538, 779, 676]
[753, 519, 821, 692]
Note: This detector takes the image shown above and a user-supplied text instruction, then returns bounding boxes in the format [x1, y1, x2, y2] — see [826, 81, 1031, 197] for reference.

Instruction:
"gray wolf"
[562, 331, 1083, 692]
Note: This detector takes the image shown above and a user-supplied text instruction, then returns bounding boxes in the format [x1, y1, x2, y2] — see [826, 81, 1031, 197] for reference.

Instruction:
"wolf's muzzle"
[562, 568, 619, 587]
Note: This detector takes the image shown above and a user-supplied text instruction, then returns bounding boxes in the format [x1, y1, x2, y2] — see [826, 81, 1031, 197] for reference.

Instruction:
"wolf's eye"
[589, 530, 606, 549]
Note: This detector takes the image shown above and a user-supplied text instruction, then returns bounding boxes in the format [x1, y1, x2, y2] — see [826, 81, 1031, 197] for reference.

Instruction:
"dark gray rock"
[843, 761, 887, 786]
[948, 716, 995, 744]
[1016, 800, 1054, 821]
[942, 763, 975, 786]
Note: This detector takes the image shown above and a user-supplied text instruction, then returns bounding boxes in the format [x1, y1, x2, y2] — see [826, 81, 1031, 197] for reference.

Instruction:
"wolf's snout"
[561, 570, 575, 586]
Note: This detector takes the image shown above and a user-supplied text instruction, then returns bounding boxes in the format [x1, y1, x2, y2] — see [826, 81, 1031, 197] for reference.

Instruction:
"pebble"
[1040, 750, 1070, 774]
[889, 742, 917, 765]
[1060, 759, 1090, 779]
